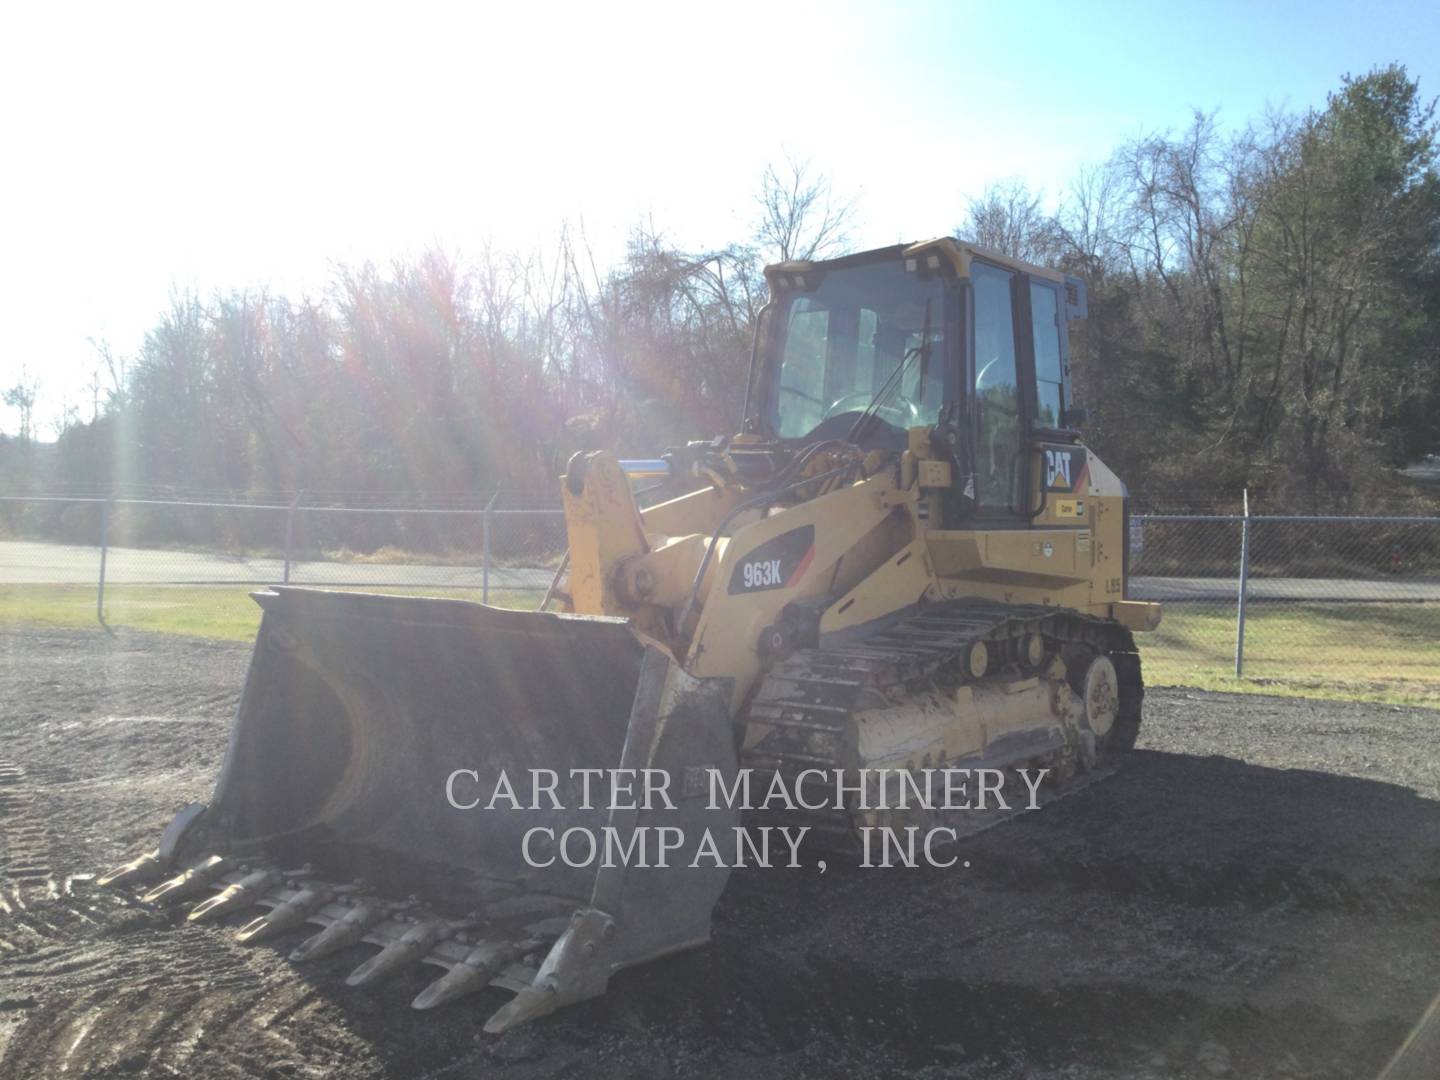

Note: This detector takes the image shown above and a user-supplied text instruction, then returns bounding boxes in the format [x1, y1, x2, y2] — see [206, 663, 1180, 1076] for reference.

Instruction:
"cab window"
[771, 260, 947, 439]
[1030, 282, 1064, 427]
[776, 301, 831, 435]
[972, 263, 1021, 508]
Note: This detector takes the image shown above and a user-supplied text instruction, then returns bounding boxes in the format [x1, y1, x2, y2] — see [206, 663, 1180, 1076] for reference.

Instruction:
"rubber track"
[740, 599, 1144, 849]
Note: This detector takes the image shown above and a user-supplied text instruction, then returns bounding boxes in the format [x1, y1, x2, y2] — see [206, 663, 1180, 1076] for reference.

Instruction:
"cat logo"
[1042, 446, 1088, 493]
[1045, 449, 1073, 490]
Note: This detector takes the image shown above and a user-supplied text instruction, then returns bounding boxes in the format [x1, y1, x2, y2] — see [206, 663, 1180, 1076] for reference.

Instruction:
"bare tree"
[754, 156, 858, 262]
[958, 179, 1057, 263]
[1054, 164, 1125, 277]
[87, 337, 128, 411]
[2, 366, 40, 445]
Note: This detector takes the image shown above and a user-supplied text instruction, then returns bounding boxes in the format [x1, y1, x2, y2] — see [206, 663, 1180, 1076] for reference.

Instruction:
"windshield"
[767, 260, 948, 439]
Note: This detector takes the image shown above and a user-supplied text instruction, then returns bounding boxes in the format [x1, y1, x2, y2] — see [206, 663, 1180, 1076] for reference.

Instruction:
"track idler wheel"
[1073, 655, 1119, 742]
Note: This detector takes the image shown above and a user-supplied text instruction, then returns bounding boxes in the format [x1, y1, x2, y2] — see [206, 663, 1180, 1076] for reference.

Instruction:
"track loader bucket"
[101, 587, 739, 1030]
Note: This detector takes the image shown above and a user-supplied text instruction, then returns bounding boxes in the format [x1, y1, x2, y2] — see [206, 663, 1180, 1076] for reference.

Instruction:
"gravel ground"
[1, 625, 1439, 1079]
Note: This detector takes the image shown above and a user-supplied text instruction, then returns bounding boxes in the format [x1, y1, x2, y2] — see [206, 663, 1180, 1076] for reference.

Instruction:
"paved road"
[0, 540, 554, 590]
[2, 539, 1436, 601]
[1402, 455, 1440, 489]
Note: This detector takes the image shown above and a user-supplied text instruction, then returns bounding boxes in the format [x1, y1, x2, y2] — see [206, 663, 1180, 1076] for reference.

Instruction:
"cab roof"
[763, 237, 1066, 288]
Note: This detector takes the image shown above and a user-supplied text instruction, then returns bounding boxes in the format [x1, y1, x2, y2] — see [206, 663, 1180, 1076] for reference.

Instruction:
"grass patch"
[322, 545, 564, 568]
[0, 584, 543, 642]
[1145, 601, 1440, 708]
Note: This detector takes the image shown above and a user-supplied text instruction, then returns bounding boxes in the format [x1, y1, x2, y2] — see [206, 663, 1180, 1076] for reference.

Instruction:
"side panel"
[923, 446, 1135, 619]
[687, 474, 930, 709]
[818, 538, 936, 638]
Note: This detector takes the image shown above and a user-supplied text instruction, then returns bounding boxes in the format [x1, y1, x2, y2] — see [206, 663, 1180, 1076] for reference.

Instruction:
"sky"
[1, 0, 1437, 437]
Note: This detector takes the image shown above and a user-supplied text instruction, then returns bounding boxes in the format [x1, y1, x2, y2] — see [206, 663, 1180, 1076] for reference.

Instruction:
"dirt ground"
[1, 626, 1438, 1079]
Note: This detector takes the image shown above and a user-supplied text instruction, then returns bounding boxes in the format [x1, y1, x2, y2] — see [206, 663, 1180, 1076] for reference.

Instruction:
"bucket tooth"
[98, 850, 163, 889]
[186, 867, 282, 924]
[235, 883, 334, 944]
[345, 919, 450, 988]
[289, 900, 386, 963]
[482, 909, 619, 1032]
[412, 940, 530, 1011]
[484, 984, 560, 1034]
[141, 855, 230, 906]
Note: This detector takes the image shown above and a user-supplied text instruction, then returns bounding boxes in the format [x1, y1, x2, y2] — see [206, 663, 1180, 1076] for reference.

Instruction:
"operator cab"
[745, 238, 1087, 519]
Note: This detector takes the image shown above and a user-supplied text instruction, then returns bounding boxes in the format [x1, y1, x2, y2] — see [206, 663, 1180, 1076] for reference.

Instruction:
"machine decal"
[1046, 450, 1072, 489]
[1042, 445, 1089, 493]
[729, 524, 816, 594]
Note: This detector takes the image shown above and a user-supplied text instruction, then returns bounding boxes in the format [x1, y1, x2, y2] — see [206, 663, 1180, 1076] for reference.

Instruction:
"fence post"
[283, 490, 303, 584]
[97, 498, 112, 629]
[482, 490, 500, 605]
[1235, 489, 1251, 677]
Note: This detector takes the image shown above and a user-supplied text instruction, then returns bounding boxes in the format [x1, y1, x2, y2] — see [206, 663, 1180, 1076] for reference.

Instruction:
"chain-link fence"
[0, 495, 567, 635]
[3, 496, 1437, 704]
[1131, 514, 1440, 706]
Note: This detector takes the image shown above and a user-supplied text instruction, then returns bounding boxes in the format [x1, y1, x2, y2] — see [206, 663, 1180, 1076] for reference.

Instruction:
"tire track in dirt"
[0, 882, 475, 1079]
[0, 761, 55, 908]
[4, 627, 1440, 1079]
[0, 900, 303, 1077]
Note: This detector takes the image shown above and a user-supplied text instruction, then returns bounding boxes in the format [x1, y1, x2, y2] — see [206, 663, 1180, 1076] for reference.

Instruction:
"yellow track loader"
[101, 238, 1160, 1031]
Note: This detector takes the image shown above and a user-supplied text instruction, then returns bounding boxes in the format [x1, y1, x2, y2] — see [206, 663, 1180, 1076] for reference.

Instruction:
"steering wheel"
[823, 390, 920, 428]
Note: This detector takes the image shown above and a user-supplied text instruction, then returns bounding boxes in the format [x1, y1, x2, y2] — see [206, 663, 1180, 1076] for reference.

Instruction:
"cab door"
[1023, 277, 1089, 523]
[969, 261, 1084, 522]
[969, 261, 1027, 517]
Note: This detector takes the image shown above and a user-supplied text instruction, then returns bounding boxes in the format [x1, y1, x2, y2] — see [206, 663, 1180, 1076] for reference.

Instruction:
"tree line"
[970, 66, 1440, 512]
[2, 65, 1436, 517]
